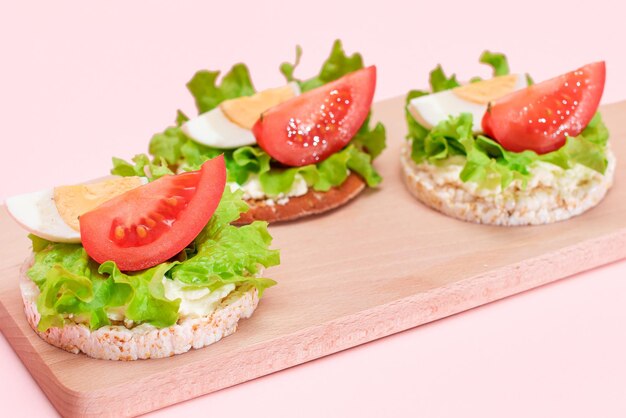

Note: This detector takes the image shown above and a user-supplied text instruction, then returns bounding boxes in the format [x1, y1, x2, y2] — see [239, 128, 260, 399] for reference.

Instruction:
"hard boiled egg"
[408, 74, 527, 133]
[182, 82, 301, 148]
[6, 176, 146, 243]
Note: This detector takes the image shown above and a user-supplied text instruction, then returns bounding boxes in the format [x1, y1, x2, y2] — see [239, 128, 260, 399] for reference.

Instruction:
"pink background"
[1, 1, 626, 416]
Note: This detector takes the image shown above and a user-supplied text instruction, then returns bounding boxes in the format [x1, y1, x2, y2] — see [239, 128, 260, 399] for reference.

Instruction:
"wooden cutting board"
[2, 98, 626, 418]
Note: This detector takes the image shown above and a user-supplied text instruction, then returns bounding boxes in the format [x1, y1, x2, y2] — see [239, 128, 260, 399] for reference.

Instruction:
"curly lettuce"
[187, 64, 255, 114]
[280, 39, 364, 92]
[479, 51, 510, 77]
[27, 188, 279, 332]
[405, 52, 609, 189]
[111, 154, 172, 180]
[115, 141, 382, 193]
[112, 40, 385, 193]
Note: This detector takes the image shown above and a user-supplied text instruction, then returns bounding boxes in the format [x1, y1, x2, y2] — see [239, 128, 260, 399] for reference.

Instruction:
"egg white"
[6, 177, 149, 244]
[6, 189, 81, 243]
[182, 106, 256, 149]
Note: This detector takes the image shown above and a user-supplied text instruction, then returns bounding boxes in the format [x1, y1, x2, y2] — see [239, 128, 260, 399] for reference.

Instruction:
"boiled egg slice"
[182, 81, 301, 148]
[6, 176, 146, 243]
[408, 74, 527, 133]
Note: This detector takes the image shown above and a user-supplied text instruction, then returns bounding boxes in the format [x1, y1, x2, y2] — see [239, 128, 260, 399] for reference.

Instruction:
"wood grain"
[1, 98, 626, 417]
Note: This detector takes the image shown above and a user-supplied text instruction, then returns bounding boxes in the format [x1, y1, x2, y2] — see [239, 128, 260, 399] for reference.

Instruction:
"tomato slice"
[80, 156, 226, 271]
[253, 66, 377, 166]
[482, 61, 605, 154]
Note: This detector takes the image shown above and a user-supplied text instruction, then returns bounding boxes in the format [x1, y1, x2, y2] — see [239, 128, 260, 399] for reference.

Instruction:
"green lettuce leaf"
[28, 241, 134, 331]
[187, 63, 256, 114]
[118, 134, 384, 197]
[479, 51, 510, 76]
[405, 89, 431, 152]
[279, 45, 302, 83]
[257, 144, 382, 194]
[99, 261, 180, 328]
[147, 121, 188, 166]
[177, 142, 267, 186]
[280, 39, 364, 92]
[538, 113, 609, 173]
[168, 188, 279, 297]
[352, 114, 387, 159]
[28, 234, 52, 252]
[27, 189, 278, 332]
[111, 154, 173, 181]
[426, 50, 511, 91]
[429, 65, 461, 93]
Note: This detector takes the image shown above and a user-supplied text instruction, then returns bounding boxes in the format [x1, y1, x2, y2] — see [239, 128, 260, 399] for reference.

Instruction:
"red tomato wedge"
[253, 66, 377, 166]
[482, 61, 605, 154]
[80, 156, 226, 271]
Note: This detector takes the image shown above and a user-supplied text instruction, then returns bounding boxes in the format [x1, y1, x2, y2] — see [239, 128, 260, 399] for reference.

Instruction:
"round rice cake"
[400, 141, 616, 226]
[19, 256, 259, 361]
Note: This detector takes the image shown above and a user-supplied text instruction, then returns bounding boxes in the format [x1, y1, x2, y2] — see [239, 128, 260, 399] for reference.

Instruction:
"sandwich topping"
[229, 173, 309, 205]
[405, 52, 610, 191]
[220, 82, 301, 130]
[253, 66, 377, 166]
[6, 176, 147, 243]
[161, 279, 236, 318]
[80, 157, 227, 271]
[8, 156, 279, 333]
[452, 74, 521, 104]
[481, 61, 605, 154]
[112, 40, 386, 205]
[181, 82, 301, 149]
[409, 73, 527, 132]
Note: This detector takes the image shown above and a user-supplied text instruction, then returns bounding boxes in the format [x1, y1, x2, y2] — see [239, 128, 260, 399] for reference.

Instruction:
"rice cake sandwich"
[402, 52, 613, 225]
[6, 156, 279, 360]
[112, 40, 386, 224]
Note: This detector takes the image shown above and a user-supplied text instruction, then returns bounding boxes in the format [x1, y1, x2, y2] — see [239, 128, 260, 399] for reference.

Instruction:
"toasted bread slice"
[235, 173, 366, 224]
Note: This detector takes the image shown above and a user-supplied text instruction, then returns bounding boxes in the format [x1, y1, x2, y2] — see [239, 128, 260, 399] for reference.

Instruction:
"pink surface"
[1, 1, 625, 416]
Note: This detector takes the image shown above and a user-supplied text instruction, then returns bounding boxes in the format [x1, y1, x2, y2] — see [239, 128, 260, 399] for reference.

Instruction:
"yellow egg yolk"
[453, 74, 520, 104]
[54, 177, 145, 231]
[220, 84, 298, 129]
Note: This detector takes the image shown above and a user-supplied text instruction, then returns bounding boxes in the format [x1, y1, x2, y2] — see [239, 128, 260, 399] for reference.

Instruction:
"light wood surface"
[1, 98, 625, 418]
